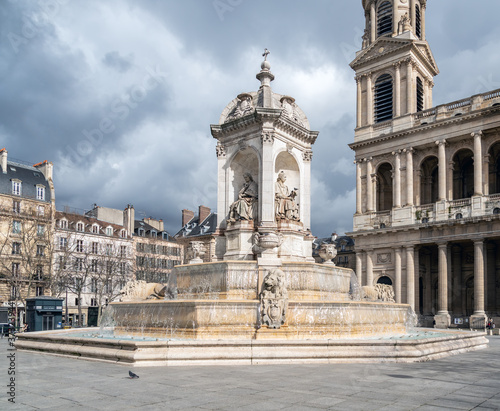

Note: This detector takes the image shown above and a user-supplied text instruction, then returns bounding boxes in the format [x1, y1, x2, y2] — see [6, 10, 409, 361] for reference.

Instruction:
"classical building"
[348, 0, 500, 328]
[134, 216, 182, 283]
[0, 149, 55, 326]
[54, 210, 134, 326]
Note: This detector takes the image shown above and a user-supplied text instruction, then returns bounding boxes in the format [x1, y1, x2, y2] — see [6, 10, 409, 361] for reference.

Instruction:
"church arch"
[274, 151, 301, 219]
[377, 275, 393, 285]
[488, 141, 500, 195]
[420, 156, 439, 205]
[376, 162, 393, 211]
[228, 147, 260, 215]
[452, 149, 474, 200]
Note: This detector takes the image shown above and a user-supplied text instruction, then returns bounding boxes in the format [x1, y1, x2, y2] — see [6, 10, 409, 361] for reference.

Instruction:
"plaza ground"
[2, 336, 500, 410]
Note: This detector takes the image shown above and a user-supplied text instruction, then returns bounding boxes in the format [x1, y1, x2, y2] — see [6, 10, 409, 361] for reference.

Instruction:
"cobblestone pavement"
[1, 335, 499, 410]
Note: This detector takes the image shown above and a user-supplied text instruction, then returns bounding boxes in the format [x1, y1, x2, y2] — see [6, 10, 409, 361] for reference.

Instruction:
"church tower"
[351, 0, 438, 142]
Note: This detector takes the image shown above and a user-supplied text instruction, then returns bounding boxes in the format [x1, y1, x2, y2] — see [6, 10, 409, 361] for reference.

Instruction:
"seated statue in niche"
[275, 171, 299, 221]
[228, 172, 258, 222]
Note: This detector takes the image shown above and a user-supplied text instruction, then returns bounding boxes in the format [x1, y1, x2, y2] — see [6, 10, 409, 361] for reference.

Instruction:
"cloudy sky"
[1, 0, 500, 237]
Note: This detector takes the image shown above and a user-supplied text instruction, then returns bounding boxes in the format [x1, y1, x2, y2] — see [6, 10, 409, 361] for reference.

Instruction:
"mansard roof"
[0, 161, 52, 202]
[174, 212, 217, 238]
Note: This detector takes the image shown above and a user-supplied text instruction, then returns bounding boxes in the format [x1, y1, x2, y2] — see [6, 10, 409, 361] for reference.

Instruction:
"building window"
[119, 262, 127, 275]
[35, 265, 43, 280]
[75, 258, 83, 271]
[120, 245, 127, 258]
[120, 229, 126, 238]
[36, 286, 44, 296]
[415, 4, 422, 39]
[416, 77, 424, 112]
[12, 200, 20, 214]
[377, 1, 393, 37]
[151, 230, 157, 238]
[12, 263, 20, 277]
[76, 239, 84, 253]
[92, 224, 99, 234]
[90, 242, 98, 254]
[106, 244, 112, 255]
[74, 298, 79, 306]
[91, 259, 98, 273]
[37, 224, 45, 236]
[37, 205, 45, 216]
[90, 278, 97, 293]
[60, 219, 68, 229]
[36, 185, 45, 201]
[59, 237, 68, 250]
[12, 220, 21, 234]
[106, 227, 113, 236]
[374, 74, 393, 123]
[10, 286, 18, 300]
[12, 242, 21, 255]
[76, 222, 84, 232]
[138, 228, 145, 237]
[90, 298, 96, 307]
[59, 256, 67, 270]
[137, 243, 145, 252]
[36, 245, 45, 256]
[12, 180, 21, 196]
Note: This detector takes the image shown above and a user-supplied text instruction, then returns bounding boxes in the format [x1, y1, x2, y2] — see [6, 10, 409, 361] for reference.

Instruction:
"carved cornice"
[303, 151, 313, 162]
[215, 142, 226, 158]
[261, 132, 274, 145]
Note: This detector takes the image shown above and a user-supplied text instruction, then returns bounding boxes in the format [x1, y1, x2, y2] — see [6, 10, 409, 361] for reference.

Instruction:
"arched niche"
[274, 151, 300, 218]
[228, 148, 260, 211]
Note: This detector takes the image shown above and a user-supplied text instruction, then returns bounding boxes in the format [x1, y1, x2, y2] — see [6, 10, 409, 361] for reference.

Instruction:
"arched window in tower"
[452, 149, 474, 200]
[377, 2, 393, 37]
[415, 4, 422, 39]
[374, 74, 393, 123]
[376, 163, 393, 211]
[420, 156, 439, 205]
[416, 77, 424, 112]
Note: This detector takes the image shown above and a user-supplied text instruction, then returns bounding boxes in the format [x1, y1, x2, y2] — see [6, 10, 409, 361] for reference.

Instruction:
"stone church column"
[471, 240, 487, 322]
[436, 140, 447, 201]
[406, 246, 415, 310]
[216, 142, 227, 228]
[452, 245, 463, 316]
[435, 242, 451, 328]
[356, 252, 363, 286]
[260, 132, 275, 223]
[302, 151, 312, 229]
[356, 76, 362, 128]
[472, 131, 483, 196]
[406, 60, 414, 114]
[367, 73, 374, 125]
[393, 151, 401, 208]
[423, 250, 432, 315]
[366, 158, 374, 212]
[355, 160, 362, 214]
[394, 247, 402, 303]
[487, 242, 496, 315]
[405, 148, 414, 206]
[370, 1, 376, 42]
[414, 247, 420, 314]
[366, 250, 374, 286]
[394, 63, 401, 117]
[421, 2, 426, 41]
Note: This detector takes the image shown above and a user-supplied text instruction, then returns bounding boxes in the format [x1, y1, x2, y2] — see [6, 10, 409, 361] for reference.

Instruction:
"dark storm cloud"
[2, 1, 500, 237]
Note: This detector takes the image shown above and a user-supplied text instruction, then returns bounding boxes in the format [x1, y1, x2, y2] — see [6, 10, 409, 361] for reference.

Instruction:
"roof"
[0, 161, 52, 202]
[312, 235, 355, 257]
[55, 211, 130, 239]
[134, 220, 176, 241]
[175, 212, 217, 238]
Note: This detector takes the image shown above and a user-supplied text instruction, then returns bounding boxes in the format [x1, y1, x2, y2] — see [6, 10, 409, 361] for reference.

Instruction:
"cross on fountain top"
[262, 48, 270, 61]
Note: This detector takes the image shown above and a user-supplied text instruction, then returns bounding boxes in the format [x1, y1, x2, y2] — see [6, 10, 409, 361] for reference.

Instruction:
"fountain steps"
[16, 329, 488, 367]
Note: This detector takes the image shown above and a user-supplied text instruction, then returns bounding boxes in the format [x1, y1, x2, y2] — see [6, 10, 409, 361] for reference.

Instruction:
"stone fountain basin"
[15, 328, 488, 366]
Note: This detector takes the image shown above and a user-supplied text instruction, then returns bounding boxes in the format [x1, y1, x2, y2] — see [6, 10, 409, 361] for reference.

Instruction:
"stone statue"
[398, 12, 412, 34]
[362, 284, 395, 302]
[228, 172, 258, 222]
[275, 171, 299, 221]
[260, 268, 288, 329]
[120, 280, 167, 301]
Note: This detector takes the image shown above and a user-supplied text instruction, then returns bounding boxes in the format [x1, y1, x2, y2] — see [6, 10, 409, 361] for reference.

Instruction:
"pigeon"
[128, 370, 139, 379]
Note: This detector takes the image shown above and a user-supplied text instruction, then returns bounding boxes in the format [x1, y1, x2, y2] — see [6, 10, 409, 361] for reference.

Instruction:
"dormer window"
[106, 226, 113, 236]
[36, 185, 45, 201]
[76, 222, 84, 232]
[138, 228, 145, 237]
[120, 229, 126, 238]
[377, 2, 393, 37]
[92, 224, 99, 234]
[151, 230, 157, 238]
[12, 180, 21, 196]
[60, 219, 68, 229]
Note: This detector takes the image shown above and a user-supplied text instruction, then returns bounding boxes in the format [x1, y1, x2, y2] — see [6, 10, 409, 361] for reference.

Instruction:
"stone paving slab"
[1, 336, 499, 410]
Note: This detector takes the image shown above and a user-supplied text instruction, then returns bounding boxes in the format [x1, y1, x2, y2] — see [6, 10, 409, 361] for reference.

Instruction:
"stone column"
[395, 248, 402, 303]
[427, 81, 434, 109]
[356, 252, 363, 287]
[392, 1, 398, 37]
[355, 160, 362, 215]
[367, 73, 373, 125]
[435, 242, 451, 328]
[424, 251, 432, 315]
[302, 151, 312, 229]
[405, 148, 414, 206]
[414, 248, 420, 314]
[406, 60, 414, 114]
[436, 140, 447, 201]
[410, 0, 416, 32]
[356, 76, 362, 128]
[366, 251, 374, 286]
[394, 63, 401, 117]
[452, 245, 463, 316]
[415, 170, 422, 206]
[370, 1, 376, 42]
[487, 242, 496, 314]
[483, 154, 490, 196]
[472, 131, 483, 196]
[393, 151, 401, 208]
[421, 2, 426, 41]
[472, 240, 486, 319]
[406, 246, 415, 310]
[366, 158, 374, 212]
[216, 142, 227, 228]
[260, 132, 275, 223]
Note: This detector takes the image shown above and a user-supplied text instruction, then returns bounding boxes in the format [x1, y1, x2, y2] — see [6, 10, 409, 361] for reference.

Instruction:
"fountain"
[16, 54, 488, 365]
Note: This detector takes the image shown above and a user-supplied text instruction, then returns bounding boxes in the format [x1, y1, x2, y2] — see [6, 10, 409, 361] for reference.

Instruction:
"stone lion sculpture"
[361, 284, 395, 302]
[120, 280, 167, 301]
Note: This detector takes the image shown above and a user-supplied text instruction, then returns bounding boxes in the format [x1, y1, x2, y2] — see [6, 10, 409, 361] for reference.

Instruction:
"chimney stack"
[199, 205, 211, 224]
[0, 148, 7, 174]
[182, 209, 194, 227]
[123, 204, 135, 236]
[33, 160, 53, 180]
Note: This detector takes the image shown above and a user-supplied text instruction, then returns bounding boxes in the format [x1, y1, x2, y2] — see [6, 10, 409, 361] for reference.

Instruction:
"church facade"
[348, 0, 500, 327]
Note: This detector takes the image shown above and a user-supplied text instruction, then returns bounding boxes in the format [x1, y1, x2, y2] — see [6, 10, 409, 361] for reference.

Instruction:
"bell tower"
[351, 0, 438, 142]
